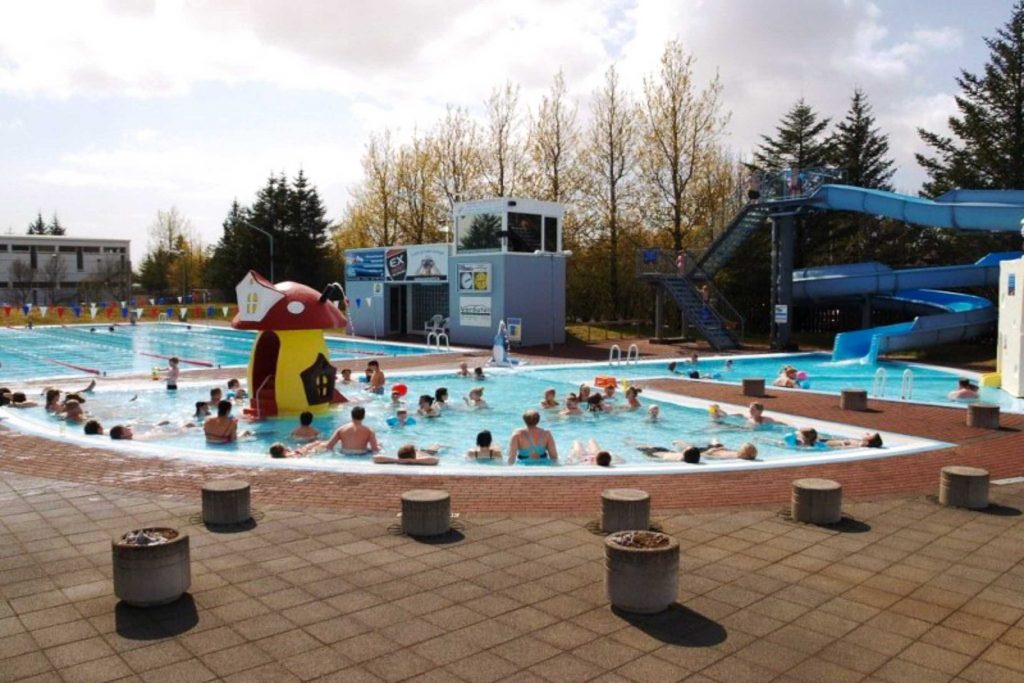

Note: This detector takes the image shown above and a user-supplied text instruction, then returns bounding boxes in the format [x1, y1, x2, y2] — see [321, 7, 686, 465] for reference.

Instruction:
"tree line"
[127, 3, 1024, 334]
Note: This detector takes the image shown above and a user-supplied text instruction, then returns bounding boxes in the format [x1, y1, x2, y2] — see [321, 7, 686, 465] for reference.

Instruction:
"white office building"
[0, 235, 131, 305]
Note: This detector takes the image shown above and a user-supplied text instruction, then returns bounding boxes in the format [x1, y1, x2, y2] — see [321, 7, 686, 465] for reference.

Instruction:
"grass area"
[565, 321, 655, 343]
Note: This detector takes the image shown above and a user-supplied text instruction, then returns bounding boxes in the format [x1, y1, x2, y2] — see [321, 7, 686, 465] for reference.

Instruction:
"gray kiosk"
[344, 197, 567, 348]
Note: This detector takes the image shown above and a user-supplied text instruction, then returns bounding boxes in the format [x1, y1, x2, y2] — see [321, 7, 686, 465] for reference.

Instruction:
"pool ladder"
[608, 343, 639, 366]
[871, 368, 886, 397]
[900, 369, 914, 400]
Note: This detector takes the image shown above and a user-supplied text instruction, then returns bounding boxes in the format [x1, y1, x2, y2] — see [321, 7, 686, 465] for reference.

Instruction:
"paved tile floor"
[2, 471, 1023, 682]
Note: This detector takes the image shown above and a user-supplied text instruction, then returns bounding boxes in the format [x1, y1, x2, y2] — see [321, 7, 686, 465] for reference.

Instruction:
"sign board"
[1010, 274, 1016, 296]
[345, 249, 385, 280]
[506, 317, 522, 343]
[386, 244, 448, 282]
[459, 296, 492, 327]
[372, 282, 383, 296]
[773, 305, 789, 324]
[457, 263, 491, 293]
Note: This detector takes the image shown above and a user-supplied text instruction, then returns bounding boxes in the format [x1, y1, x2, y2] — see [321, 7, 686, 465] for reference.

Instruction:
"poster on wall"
[345, 249, 385, 280]
[459, 296, 492, 327]
[386, 245, 448, 282]
[457, 263, 491, 293]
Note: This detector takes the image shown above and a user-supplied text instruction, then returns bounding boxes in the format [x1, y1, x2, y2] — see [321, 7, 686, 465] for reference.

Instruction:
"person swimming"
[540, 388, 559, 410]
[467, 430, 502, 459]
[948, 378, 979, 401]
[561, 394, 583, 416]
[417, 395, 440, 418]
[465, 387, 487, 409]
[373, 443, 439, 466]
[290, 411, 321, 442]
[508, 410, 558, 464]
[434, 387, 449, 409]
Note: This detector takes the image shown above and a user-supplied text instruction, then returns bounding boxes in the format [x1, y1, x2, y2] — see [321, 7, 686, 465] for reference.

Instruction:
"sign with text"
[457, 262, 491, 293]
[459, 296, 492, 327]
[386, 244, 448, 282]
[345, 249, 385, 280]
[774, 305, 789, 324]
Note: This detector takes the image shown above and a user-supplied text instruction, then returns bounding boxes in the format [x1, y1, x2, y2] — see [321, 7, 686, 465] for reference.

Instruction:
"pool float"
[783, 433, 829, 450]
[386, 415, 417, 427]
[594, 376, 617, 389]
[393, 383, 408, 397]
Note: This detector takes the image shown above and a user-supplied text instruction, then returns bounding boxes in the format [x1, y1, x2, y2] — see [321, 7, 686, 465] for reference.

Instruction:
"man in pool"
[110, 425, 133, 440]
[373, 443, 438, 466]
[84, 420, 104, 435]
[290, 411, 321, 442]
[948, 378, 979, 401]
[366, 360, 386, 394]
[825, 432, 883, 449]
[747, 402, 784, 427]
[209, 387, 223, 405]
[324, 406, 380, 454]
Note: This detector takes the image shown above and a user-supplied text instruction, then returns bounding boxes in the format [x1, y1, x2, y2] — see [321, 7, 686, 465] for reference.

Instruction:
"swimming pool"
[0, 323, 443, 382]
[1, 366, 948, 475]
[550, 353, 1020, 413]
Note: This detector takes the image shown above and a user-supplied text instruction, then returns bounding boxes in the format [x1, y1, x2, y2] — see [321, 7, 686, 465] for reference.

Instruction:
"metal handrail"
[626, 344, 639, 365]
[681, 248, 746, 340]
[251, 374, 274, 420]
[608, 344, 622, 366]
[872, 368, 886, 397]
[901, 369, 914, 400]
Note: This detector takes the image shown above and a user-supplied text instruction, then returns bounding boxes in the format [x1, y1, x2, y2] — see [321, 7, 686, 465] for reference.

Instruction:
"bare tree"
[484, 81, 524, 197]
[584, 64, 641, 318]
[41, 253, 68, 304]
[92, 257, 130, 302]
[528, 71, 581, 203]
[356, 130, 400, 245]
[149, 206, 195, 253]
[10, 258, 36, 306]
[640, 40, 729, 251]
[433, 105, 484, 210]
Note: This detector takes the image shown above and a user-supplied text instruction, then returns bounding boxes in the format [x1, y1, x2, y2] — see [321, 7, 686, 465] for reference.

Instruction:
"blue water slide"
[804, 184, 1024, 230]
[780, 183, 1024, 363]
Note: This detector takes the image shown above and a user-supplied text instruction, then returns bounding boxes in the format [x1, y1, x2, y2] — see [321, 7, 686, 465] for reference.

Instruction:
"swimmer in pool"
[508, 410, 558, 464]
[434, 387, 449, 410]
[645, 405, 660, 422]
[603, 385, 617, 402]
[373, 443, 439, 466]
[367, 360, 386, 394]
[825, 432, 883, 449]
[456, 362, 471, 378]
[466, 430, 502, 459]
[464, 386, 487, 409]
[561, 394, 583, 416]
[473, 367, 486, 381]
[747, 402, 785, 427]
[568, 439, 619, 466]
[540, 388, 559, 410]
[390, 390, 404, 406]
[698, 440, 759, 461]
[324, 406, 380, 454]
[290, 411, 321, 442]
[204, 400, 239, 443]
[340, 368, 354, 384]
[388, 408, 416, 427]
[62, 398, 85, 423]
[948, 378, 979, 401]
[578, 384, 591, 402]
[417, 395, 440, 418]
[637, 444, 702, 463]
[620, 386, 642, 411]
[83, 419, 104, 436]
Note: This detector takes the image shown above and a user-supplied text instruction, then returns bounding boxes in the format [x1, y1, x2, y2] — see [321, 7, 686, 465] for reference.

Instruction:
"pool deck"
[2, 339, 1024, 682]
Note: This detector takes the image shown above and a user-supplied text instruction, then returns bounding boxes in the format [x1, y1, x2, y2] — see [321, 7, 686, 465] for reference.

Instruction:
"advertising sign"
[773, 305, 789, 324]
[345, 249, 385, 280]
[386, 244, 448, 281]
[506, 317, 522, 343]
[459, 296, 492, 327]
[457, 262, 491, 293]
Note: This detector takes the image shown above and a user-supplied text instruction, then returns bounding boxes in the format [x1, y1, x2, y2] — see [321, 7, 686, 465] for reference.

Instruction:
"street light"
[238, 220, 275, 283]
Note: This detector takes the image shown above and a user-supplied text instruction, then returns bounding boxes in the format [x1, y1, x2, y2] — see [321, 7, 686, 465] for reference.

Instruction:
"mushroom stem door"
[247, 330, 280, 417]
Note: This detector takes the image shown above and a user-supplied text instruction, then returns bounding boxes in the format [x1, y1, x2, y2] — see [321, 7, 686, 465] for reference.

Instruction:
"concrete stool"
[401, 490, 451, 537]
[742, 378, 765, 398]
[966, 403, 1000, 429]
[840, 389, 868, 411]
[201, 480, 251, 525]
[791, 478, 843, 525]
[601, 489, 651, 533]
[939, 466, 989, 509]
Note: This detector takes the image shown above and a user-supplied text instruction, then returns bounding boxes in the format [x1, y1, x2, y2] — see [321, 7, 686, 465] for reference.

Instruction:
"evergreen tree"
[829, 88, 895, 190]
[27, 212, 46, 235]
[207, 172, 337, 297]
[47, 213, 66, 235]
[917, 2, 1024, 195]
[136, 247, 175, 294]
[754, 99, 832, 171]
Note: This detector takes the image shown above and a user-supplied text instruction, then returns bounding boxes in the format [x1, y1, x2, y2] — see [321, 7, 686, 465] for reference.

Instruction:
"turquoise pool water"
[2, 367, 945, 474]
[538, 353, 1015, 412]
[0, 323, 440, 382]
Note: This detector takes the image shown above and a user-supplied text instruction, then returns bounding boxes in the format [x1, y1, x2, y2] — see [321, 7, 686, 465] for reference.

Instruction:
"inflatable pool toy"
[488, 320, 527, 367]
[150, 367, 160, 381]
[783, 433, 829, 450]
[393, 383, 408, 397]
[796, 371, 808, 381]
[594, 376, 617, 389]
[386, 415, 417, 427]
[233, 271, 348, 418]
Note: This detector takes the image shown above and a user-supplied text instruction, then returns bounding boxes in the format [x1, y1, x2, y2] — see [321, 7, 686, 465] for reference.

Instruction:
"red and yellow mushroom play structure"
[232, 271, 348, 417]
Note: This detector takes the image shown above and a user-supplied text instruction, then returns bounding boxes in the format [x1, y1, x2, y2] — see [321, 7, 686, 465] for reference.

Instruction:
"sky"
[0, 0, 1013, 263]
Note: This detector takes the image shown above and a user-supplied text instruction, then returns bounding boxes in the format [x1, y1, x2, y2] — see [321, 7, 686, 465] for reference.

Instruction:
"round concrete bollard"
[939, 466, 989, 509]
[966, 403, 1000, 429]
[839, 389, 868, 411]
[791, 478, 843, 525]
[401, 489, 451, 537]
[112, 528, 190, 607]
[201, 480, 251, 526]
[601, 489, 651, 533]
[742, 378, 765, 398]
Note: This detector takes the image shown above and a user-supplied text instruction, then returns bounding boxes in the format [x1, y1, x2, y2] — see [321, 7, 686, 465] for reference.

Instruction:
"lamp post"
[238, 220, 275, 283]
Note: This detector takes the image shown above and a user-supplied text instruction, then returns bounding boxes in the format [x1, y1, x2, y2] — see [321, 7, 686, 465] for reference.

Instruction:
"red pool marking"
[42, 358, 101, 375]
[139, 352, 214, 368]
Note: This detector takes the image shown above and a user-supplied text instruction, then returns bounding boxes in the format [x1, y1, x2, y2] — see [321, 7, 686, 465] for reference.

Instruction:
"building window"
[11, 244, 29, 252]
[0, 244, 8, 252]
[507, 212, 543, 253]
[76, 248, 84, 271]
[456, 212, 503, 253]
[544, 217, 558, 252]
[30, 246, 37, 269]
[82, 246, 99, 253]
[246, 292, 259, 314]
[58, 246, 76, 253]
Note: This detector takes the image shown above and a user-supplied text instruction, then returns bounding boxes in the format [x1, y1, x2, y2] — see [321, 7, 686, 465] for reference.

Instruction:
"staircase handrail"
[251, 373, 275, 420]
[679, 249, 746, 341]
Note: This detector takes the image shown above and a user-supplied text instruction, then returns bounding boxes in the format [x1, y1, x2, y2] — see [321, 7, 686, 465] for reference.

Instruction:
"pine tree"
[830, 88, 895, 190]
[27, 212, 47, 235]
[917, 1, 1024, 195]
[47, 213, 66, 235]
[754, 99, 832, 171]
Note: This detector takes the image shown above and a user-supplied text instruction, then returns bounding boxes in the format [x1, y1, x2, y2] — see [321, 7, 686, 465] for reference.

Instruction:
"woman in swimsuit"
[508, 410, 558, 464]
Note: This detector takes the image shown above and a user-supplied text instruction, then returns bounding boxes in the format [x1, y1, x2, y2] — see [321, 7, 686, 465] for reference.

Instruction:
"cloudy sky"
[0, 0, 1012, 261]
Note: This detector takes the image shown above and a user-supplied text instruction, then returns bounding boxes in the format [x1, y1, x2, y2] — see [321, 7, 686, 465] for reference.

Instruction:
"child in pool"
[290, 411, 321, 442]
[561, 394, 583, 416]
[540, 388, 559, 410]
[465, 387, 487, 409]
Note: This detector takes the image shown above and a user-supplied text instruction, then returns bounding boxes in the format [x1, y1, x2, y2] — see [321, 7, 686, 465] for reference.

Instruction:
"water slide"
[780, 184, 1024, 362]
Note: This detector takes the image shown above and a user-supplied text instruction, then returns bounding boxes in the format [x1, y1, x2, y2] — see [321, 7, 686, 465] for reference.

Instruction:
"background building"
[0, 235, 131, 305]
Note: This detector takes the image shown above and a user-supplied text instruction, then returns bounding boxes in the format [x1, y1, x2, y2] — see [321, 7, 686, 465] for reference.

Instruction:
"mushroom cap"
[232, 274, 346, 331]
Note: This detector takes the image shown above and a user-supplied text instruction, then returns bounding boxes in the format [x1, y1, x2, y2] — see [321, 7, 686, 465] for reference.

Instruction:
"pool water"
[2, 366, 946, 473]
[537, 353, 1017, 412]
[0, 323, 440, 382]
